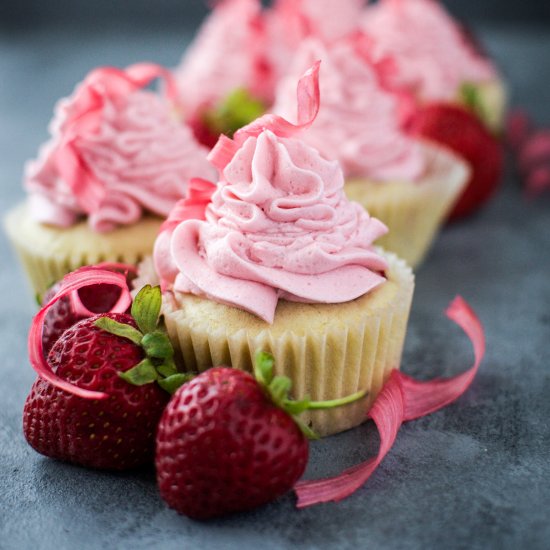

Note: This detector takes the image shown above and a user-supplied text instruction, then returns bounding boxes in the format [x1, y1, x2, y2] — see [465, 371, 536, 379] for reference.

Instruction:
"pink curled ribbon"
[295, 295, 485, 507]
[29, 267, 133, 400]
[54, 63, 178, 214]
[208, 60, 321, 171]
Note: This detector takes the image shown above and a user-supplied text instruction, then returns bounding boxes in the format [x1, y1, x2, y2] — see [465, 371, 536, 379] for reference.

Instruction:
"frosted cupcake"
[154, 64, 415, 436]
[174, 0, 273, 147]
[362, 0, 506, 132]
[4, 63, 215, 296]
[273, 37, 469, 267]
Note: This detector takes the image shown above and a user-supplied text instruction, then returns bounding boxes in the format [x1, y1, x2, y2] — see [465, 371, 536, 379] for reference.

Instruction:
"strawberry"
[155, 352, 365, 519]
[24, 282, 188, 470]
[189, 88, 266, 148]
[41, 286, 79, 355]
[41, 263, 136, 354]
[408, 103, 503, 221]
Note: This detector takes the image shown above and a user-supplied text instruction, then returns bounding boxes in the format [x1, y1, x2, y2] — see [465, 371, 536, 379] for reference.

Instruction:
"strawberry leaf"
[119, 358, 158, 385]
[94, 317, 143, 346]
[158, 373, 194, 395]
[460, 81, 488, 127]
[293, 417, 320, 441]
[157, 359, 178, 378]
[131, 285, 162, 335]
[269, 376, 292, 406]
[254, 351, 274, 387]
[142, 331, 174, 360]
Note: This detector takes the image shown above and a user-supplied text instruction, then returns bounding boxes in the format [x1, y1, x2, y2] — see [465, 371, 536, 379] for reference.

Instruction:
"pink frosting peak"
[155, 63, 389, 323]
[174, 0, 273, 118]
[272, 0, 364, 45]
[273, 38, 426, 181]
[24, 63, 215, 232]
[265, 0, 364, 86]
[362, 0, 497, 101]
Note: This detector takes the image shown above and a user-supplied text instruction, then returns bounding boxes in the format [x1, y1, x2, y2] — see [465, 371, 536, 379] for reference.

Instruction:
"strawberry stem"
[253, 351, 368, 439]
[307, 389, 368, 410]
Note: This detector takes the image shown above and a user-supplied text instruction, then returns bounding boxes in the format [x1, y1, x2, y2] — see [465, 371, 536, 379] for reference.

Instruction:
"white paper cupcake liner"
[4, 202, 163, 296]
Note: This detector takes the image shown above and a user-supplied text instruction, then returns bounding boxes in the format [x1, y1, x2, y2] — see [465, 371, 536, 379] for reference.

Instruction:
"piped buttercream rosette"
[174, 0, 273, 118]
[273, 35, 425, 181]
[24, 62, 215, 232]
[361, 0, 496, 101]
[155, 62, 390, 323]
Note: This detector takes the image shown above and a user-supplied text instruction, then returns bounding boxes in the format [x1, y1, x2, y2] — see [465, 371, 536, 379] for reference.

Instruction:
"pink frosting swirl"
[362, 0, 497, 101]
[174, 0, 273, 118]
[156, 63, 389, 323]
[273, 38, 426, 181]
[265, 0, 364, 86]
[24, 64, 215, 232]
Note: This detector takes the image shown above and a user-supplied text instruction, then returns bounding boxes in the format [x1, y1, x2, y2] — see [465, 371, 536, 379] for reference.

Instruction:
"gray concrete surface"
[1, 24, 549, 550]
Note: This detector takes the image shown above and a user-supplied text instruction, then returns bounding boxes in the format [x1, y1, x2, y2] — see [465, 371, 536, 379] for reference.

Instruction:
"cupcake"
[4, 63, 215, 296]
[174, 0, 274, 147]
[361, 0, 506, 133]
[154, 63, 415, 436]
[273, 37, 469, 267]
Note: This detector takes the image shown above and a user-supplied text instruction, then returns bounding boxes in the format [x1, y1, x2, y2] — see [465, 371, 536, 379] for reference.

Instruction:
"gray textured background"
[1, 5, 550, 550]
[0, 0, 549, 28]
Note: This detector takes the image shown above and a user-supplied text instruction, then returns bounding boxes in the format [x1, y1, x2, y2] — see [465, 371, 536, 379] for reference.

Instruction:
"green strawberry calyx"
[459, 81, 491, 130]
[94, 285, 192, 395]
[254, 351, 367, 440]
[202, 87, 266, 138]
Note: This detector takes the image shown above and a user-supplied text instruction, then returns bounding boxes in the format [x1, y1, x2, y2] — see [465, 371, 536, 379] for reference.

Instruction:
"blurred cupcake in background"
[273, 36, 469, 267]
[4, 63, 215, 296]
[264, 0, 364, 82]
[174, 0, 274, 147]
[362, 0, 506, 220]
[362, 0, 506, 132]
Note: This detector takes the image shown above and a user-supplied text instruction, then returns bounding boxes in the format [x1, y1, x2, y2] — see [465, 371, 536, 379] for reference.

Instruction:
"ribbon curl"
[209, 60, 321, 171]
[29, 267, 134, 400]
[295, 295, 485, 507]
[54, 63, 178, 213]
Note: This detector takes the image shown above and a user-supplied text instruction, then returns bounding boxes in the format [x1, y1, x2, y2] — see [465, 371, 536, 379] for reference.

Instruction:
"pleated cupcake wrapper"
[163, 253, 414, 437]
[4, 202, 162, 297]
[345, 144, 470, 268]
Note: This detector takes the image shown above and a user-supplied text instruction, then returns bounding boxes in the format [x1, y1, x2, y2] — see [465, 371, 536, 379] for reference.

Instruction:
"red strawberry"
[188, 116, 220, 149]
[408, 103, 504, 221]
[41, 263, 136, 354]
[155, 352, 365, 519]
[24, 282, 187, 470]
[188, 88, 266, 148]
[41, 286, 80, 355]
